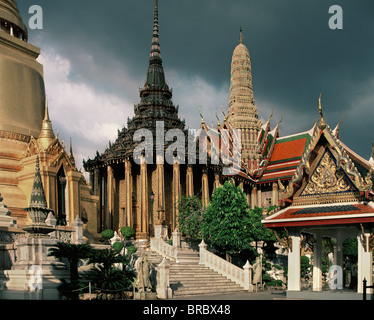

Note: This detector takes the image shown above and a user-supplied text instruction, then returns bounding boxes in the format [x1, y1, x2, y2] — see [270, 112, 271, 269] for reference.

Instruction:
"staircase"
[145, 248, 245, 298]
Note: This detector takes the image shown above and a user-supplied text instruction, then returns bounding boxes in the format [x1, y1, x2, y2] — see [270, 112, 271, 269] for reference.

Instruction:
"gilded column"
[239, 181, 244, 191]
[213, 171, 221, 190]
[140, 155, 148, 236]
[257, 186, 262, 208]
[172, 161, 181, 229]
[93, 168, 100, 196]
[186, 165, 194, 197]
[107, 165, 114, 229]
[67, 170, 81, 226]
[156, 155, 165, 224]
[124, 159, 133, 227]
[202, 167, 209, 209]
[272, 182, 278, 206]
[251, 187, 257, 209]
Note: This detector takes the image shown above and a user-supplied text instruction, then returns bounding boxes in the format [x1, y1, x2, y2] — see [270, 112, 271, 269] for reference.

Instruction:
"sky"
[16, 0, 374, 173]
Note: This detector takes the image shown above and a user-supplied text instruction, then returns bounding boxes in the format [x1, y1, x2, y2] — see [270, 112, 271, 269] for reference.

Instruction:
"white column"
[287, 235, 301, 291]
[357, 230, 373, 294]
[312, 235, 323, 291]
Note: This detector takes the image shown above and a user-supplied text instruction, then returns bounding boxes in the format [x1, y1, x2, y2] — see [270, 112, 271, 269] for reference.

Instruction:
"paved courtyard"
[172, 290, 288, 300]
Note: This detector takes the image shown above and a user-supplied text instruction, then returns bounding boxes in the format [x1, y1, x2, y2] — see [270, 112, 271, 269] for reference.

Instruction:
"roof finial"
[318, 93, 326, 130]
[70, 137, 74, 157]
[199, 106, 205, 124]
[239, 26, 243, 44]
[221, 104, 227, 121]
[44, 95, 50, 121]
[155, 0, 158, 9]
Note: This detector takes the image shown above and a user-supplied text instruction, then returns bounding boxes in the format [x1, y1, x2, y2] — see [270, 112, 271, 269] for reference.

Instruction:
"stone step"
[170, 279, 235, 286]
[147, 248, 245, 298]
[171, 286, 244, 297]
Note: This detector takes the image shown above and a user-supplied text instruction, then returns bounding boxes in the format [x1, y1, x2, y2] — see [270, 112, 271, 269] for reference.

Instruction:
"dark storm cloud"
[17, 0, 374, 161]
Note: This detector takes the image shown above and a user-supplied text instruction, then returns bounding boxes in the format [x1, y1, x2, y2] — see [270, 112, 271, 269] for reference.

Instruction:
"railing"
[150, 238, 179, 263]
[363, 278, 374, 300]
[198, 240, 253, 292]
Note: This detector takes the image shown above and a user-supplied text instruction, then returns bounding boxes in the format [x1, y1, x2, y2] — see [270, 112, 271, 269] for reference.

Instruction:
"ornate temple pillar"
[172, 161, 181, 230]
[246, 191, 251, 206]
[106, 165, 114, 230]
[156, 155, 165, 224]
[251, 187, 257, 209]
[93, 168, 100, 196]
[124, 159, 133, 228]
[239, 181, 244, 191]
[272, 182, 278, 206]
[257, 186, 262, 208]
[202, 167, 209, 209]
[140, 155, 148, 236]
[287, 234, 301, 291]
[213, 171, 220, 190]
[67, 170, 81, 227]
[186, 165, 194, 197]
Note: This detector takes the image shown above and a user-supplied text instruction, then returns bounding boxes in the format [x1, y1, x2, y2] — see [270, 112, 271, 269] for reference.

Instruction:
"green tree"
[177, 195, 204, 241]
[201, 180, 256, 261]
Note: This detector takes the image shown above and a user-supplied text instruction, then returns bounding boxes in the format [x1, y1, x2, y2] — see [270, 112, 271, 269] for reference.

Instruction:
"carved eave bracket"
[360, 224, 374, 252]
[273, 228, 293, 253]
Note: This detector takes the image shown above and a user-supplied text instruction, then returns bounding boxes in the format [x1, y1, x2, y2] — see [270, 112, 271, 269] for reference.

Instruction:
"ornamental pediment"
[300, 150, 357, 196]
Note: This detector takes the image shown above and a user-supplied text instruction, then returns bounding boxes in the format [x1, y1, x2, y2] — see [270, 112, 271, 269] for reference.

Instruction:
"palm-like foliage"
[48, 242, 93, 282]
[89, 248, 136, 298]
[90, 266, 134, 291]
[88, 248, 127, 271]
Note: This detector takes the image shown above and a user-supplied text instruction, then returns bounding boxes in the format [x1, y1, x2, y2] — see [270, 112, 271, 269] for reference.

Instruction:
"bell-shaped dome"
[0, 0, 27, 39]
[0, 0, 45, 138]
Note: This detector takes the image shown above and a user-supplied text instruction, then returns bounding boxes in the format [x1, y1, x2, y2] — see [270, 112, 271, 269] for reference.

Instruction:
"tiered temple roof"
[84, 0, 186, 169]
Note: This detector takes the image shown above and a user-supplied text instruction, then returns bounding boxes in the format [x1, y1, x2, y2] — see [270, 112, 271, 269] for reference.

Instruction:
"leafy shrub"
[102, 229, 115, 240]
[273, 264, 283, 270]
[126, 246, 137, 255]
[300, 255, 311, 279]
[112, 241, 124, 252]
[266, 280, 283, 287]
[120, 226, 135, 239]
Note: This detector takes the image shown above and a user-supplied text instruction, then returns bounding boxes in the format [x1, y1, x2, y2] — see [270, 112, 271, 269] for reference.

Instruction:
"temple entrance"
[56, 166, 67, 225]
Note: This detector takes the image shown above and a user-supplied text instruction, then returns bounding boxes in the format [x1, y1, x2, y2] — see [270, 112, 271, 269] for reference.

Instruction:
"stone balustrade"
[199, 240, 253, 292]
[150, 237, 179, 263]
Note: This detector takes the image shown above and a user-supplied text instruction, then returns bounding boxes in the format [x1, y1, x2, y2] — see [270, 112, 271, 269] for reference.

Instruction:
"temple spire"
[150, 0, 161, 62]
[143, 0, 168, 90]
[227, 30, 261, 171]
[29, 155, 48, 209]
[38, 96, 55, 151]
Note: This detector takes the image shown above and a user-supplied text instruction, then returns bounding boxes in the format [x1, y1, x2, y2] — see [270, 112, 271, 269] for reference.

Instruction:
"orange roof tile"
[270, 137, 308, 163]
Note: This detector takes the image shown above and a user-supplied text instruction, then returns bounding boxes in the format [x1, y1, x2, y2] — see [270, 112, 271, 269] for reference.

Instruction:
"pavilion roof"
[262, 201, 374, 228]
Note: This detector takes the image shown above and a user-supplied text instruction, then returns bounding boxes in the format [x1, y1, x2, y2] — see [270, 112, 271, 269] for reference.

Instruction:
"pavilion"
[262, 98, 374, 299]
